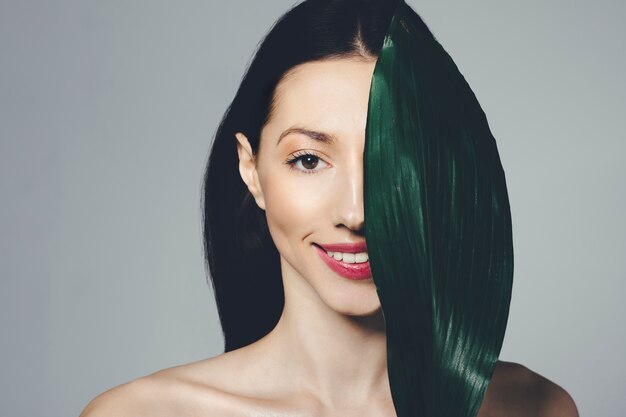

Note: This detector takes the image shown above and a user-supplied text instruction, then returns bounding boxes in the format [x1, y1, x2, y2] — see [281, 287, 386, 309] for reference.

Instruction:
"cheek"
[260, 171, 331, 251]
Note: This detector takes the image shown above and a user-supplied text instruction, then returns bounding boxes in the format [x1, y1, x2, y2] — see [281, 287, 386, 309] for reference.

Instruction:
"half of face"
[235, 58, 382, 317]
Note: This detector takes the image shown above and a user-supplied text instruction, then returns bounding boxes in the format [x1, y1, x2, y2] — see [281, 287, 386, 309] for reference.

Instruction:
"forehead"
[263, 58, 377, 144]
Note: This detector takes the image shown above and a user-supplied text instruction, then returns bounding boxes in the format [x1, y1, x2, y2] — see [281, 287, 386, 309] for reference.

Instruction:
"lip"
[313, 243, 371, 280]
[316, 241, 368, 253]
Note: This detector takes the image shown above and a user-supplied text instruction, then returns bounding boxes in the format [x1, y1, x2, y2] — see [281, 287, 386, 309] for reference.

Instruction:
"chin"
[342, 304, 383, 317]
[323, 289, 383, 317]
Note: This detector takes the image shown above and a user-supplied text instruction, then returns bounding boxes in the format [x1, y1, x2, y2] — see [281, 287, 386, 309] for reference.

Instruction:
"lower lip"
[314, 244, 372, 280]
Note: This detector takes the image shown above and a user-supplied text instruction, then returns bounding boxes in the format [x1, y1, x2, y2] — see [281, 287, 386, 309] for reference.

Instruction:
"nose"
[333, 151, 365, 233]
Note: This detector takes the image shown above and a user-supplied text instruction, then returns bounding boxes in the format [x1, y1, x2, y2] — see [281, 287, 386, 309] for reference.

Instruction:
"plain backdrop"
[1, 0, 624, 416]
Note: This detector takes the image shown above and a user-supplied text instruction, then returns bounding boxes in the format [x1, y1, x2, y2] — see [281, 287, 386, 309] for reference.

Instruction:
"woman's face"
[235, 57, 380, 317]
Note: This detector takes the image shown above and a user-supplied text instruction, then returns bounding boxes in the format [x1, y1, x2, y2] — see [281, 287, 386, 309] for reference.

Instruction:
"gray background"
[1, 0, 624, 416]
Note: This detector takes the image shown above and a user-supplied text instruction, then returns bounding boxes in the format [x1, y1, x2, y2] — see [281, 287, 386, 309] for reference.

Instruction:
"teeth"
[327, 250, 369, 264]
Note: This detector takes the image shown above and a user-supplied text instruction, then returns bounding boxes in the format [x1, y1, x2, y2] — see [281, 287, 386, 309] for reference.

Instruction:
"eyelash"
[284, 150, 329, 174]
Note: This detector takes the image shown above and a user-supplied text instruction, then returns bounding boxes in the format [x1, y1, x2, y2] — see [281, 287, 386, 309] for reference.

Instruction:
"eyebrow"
[276, 127, 337, 147]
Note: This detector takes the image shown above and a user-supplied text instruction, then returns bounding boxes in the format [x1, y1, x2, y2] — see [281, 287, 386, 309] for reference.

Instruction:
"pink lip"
[316, 241, 368, 253]
[313, 243, 371, 280]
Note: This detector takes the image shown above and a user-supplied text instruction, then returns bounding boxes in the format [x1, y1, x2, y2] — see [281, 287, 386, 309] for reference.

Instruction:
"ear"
[235, 132, 266, 211]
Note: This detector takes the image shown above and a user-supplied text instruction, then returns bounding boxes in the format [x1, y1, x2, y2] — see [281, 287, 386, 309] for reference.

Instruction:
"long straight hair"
[203, 0, 407, 353]
[202, 1, 513, 416]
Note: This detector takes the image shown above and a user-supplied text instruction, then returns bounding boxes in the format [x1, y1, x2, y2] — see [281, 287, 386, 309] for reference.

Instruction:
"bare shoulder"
[79, 377, 160, 417]
[484, 360, 579, 417]
[78, 356, 243, 417]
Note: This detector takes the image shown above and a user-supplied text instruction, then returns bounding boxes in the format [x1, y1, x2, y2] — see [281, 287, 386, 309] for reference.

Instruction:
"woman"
[80, 1, 579, 416]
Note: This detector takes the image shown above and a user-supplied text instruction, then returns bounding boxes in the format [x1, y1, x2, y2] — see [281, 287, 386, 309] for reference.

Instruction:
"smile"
[313, 243, 372, 280]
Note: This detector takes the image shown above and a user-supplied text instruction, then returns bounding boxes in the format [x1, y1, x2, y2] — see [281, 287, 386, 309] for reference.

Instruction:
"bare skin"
[80, 58, 579, 417]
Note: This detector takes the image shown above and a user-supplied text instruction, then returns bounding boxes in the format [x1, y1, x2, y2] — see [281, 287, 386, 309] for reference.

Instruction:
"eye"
[285, 151, 330, 174]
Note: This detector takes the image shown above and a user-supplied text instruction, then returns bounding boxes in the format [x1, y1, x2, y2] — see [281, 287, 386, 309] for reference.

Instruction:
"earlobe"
[234, 132, 266, 211]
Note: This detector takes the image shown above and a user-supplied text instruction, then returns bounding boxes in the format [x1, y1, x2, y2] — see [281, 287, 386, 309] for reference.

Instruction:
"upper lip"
[315, 241, 368, 253]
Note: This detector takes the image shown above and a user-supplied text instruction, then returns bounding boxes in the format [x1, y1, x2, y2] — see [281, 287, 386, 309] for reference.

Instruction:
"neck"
[259, 260, 390, 407]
